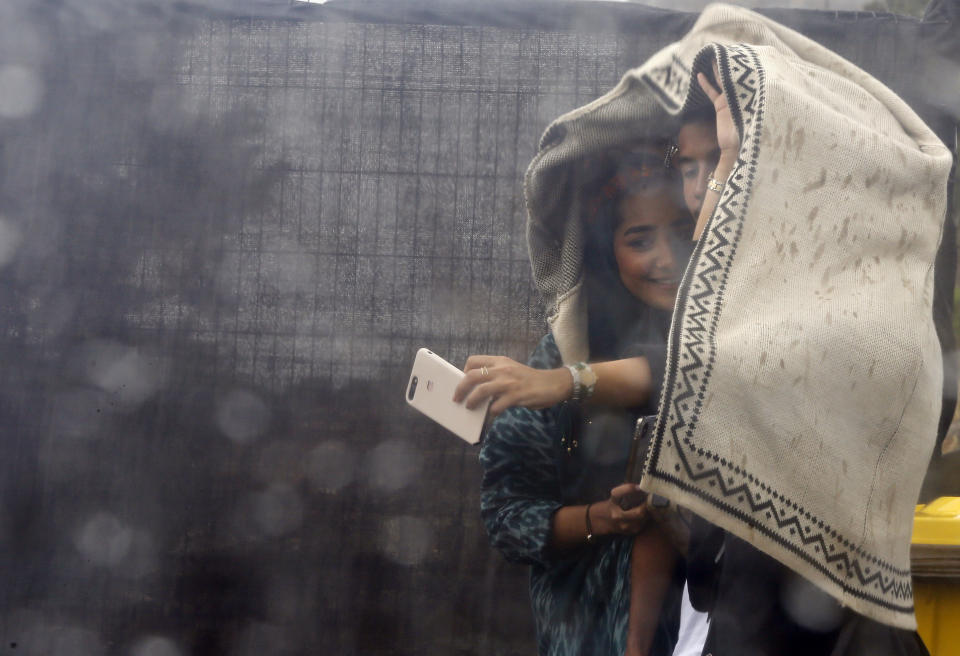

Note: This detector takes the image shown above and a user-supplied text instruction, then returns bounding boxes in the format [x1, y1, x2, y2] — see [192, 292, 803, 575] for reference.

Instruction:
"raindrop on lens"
[306, 440, 357, 492]
[365, 439, 421, 492]
[780, 572, 844, 632]
[0, 64, 43, 118]
[215, 389, 271, 444]
[21, 622, 104, 656]
[75, 512, 133, 567]
[131, 636, 182, 656]
[0, 217, 23, 267]
[80, 340, 165, 407]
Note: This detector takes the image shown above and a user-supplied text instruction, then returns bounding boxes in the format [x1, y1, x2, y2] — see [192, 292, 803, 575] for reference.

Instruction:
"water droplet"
[131, 636, 182, 656]
[75, 512, 133, 567]
[215, 389, 270, 444]
[0, 216, 23, 267]
[364, 439, 421, 492]
[0, 65, 43, 119]
[306, 440, 357, 492]
[780, 572, 843, 632]
[20, 620, 103, 656]
[78, 340, 166, 407]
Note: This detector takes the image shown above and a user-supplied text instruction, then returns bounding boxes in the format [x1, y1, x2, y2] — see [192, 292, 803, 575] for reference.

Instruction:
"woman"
[455, 144, 693, 656]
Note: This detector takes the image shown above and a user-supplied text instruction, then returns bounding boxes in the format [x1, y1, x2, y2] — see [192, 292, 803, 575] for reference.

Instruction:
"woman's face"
[613, 191, 693, 310]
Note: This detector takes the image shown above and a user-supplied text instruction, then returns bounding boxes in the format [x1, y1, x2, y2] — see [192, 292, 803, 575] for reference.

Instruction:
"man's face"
[675, 120, 720, 217]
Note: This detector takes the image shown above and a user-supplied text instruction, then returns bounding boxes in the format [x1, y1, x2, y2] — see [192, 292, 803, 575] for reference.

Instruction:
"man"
[671, 69, 931, 656]
[673, 108, 720, 219]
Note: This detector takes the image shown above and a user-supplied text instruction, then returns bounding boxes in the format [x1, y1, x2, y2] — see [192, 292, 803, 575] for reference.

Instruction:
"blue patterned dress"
[479, 332, 679, 656]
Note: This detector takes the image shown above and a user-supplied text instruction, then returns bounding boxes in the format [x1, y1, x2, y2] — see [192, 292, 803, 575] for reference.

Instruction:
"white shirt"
[672, 581, 710, 656]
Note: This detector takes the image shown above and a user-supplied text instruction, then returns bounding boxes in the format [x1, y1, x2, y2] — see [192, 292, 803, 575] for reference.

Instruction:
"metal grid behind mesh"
[161, 19, 661, 387]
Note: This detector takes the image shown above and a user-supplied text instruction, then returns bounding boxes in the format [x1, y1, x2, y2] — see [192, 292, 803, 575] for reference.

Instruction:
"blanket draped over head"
[524, 3, 952, 630]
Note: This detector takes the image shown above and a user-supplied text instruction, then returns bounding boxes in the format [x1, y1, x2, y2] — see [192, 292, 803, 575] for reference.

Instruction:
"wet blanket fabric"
[523, 3, 952, 631]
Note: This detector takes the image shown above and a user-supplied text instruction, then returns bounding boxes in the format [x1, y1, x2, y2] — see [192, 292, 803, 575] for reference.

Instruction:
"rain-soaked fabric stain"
[802, 168, 827, 193]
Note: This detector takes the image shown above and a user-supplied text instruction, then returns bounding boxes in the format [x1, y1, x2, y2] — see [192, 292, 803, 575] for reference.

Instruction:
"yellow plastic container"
[912, 497, 960, 656]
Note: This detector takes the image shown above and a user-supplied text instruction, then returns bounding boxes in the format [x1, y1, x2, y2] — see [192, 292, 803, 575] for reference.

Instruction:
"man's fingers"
[697, 71, 720, 102]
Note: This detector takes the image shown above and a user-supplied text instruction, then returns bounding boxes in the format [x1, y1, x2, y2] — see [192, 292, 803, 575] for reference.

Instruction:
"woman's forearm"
[528, 356, 654, 410]
[544, 356, 654, 408]
[455, 355, 655, 414]
[586, 357, 653, 408]
[550, 504, 594, 551]
[549, 485, 651, 551]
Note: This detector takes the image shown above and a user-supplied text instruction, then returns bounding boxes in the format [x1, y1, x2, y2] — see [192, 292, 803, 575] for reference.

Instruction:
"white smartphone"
[405, 348, 489, 444]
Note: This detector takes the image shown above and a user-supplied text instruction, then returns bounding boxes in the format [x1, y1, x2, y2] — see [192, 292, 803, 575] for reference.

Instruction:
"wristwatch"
[567, 362, 598, 402]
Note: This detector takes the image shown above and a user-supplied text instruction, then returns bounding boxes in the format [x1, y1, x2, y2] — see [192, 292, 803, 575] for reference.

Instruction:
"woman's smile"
[613, 191, 693, 311]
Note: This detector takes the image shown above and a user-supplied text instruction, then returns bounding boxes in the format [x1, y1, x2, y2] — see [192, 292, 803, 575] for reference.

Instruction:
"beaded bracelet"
[585, 503, 595, 544]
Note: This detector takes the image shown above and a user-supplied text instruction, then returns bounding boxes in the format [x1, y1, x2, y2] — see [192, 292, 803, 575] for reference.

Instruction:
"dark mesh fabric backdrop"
[0, 1, 956, 654]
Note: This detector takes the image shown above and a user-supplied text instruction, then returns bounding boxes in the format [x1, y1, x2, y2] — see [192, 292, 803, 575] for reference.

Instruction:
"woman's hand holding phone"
[453, 355, 573, 417]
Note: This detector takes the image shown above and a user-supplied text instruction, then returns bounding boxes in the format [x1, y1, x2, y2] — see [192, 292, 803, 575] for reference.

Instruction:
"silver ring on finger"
[480, 366, 489, 377]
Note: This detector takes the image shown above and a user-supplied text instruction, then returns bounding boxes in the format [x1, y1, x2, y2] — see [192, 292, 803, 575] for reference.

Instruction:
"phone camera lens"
[408, 376, 418, 401]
